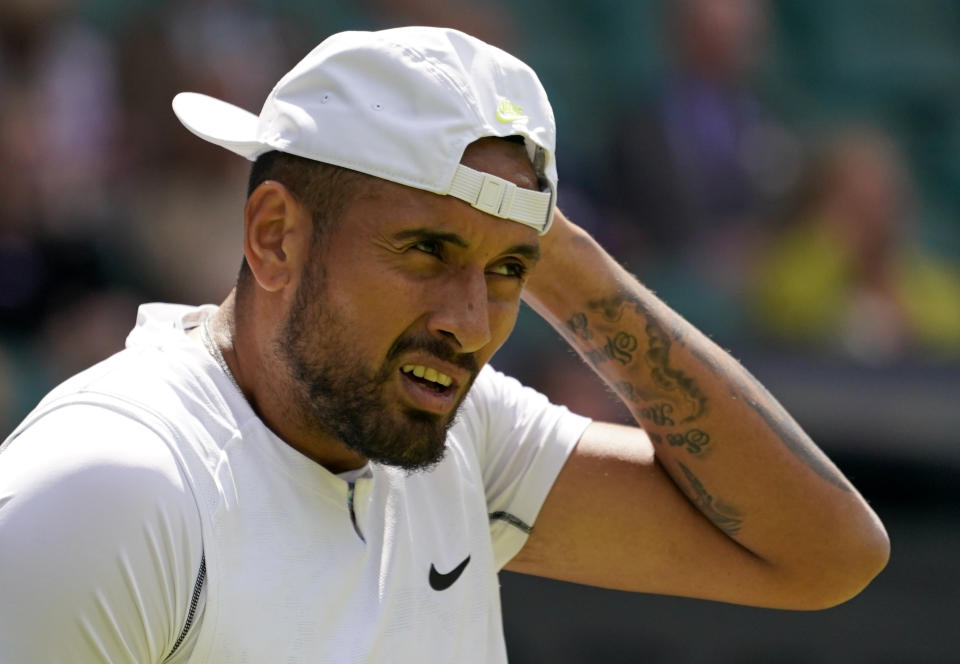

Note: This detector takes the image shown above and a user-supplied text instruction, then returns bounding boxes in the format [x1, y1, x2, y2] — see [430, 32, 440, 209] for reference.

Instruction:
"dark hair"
[237, 151, 371, 287]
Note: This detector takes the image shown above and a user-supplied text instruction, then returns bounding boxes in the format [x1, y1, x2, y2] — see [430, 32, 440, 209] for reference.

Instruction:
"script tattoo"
[588, 295, 633, 323]
[608, 331, 638, 364]
[645, 322, 707, 421]
[677, 461, 743, 535]
[636, 402, 675, 426]
[615, 381, 659, 406]
[664, 428, 711, 455]
[566, 312, 593, 341]
[587, 332, 637, 365]
[587, 293, 707, 422]
[586, 331, 639, 366]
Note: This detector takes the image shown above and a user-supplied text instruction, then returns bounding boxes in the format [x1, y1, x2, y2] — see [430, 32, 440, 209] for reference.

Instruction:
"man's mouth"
[400, 364, 454, 393]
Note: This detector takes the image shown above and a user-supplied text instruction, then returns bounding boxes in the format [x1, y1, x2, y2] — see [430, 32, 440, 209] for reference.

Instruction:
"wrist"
[522, 209, 600, 317]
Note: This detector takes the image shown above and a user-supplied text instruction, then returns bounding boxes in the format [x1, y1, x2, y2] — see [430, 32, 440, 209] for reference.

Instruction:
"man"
[0, 27, 887, 663]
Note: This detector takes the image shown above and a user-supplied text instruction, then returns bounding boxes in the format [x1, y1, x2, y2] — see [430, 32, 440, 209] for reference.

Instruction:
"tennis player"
[0, 26, 888, 663]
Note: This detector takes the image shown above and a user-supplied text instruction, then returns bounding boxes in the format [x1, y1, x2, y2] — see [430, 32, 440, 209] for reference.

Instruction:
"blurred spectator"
[360, 0, 518, 50]
[0, 0, 142, 434]
[609, 0, 800, 293]
[750, 126, 960, 363]
[113, 0, 311, 305]
[0, 0, 119, 231]
[0, 0, 312, 432]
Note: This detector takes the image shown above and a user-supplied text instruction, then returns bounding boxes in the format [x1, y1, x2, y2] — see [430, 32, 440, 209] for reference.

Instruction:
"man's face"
[275, 138, 541, 471]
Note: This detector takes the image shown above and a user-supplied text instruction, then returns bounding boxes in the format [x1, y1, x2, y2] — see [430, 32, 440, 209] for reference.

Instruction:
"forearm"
[524, 211, 888, 593]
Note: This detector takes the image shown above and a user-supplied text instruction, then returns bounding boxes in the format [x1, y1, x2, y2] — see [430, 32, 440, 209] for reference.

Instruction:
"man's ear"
[243, 181, 311, 293]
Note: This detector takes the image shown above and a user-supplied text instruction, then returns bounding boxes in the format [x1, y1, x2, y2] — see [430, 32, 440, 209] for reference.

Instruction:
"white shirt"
[0, 303, 590, 663]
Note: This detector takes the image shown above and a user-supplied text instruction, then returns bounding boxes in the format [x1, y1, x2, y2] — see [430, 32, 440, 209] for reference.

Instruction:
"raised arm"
[505, 209, 889, 610]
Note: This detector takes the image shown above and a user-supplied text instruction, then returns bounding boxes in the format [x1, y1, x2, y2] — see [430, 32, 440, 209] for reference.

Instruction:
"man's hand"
[508, 209, 889, 609]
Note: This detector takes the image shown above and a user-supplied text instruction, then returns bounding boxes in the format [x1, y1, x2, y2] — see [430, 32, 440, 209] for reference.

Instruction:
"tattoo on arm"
[575, 290, 847, 492]
[744, 392, 852, 492]
[584, 293, 708, 421]
[665, 429, 711, 456]
[677, 461, 743, 535]
[636, 402, 675, 426]
[587, 295, 634, 324]
[645, 425, 711, 456]
[615, 381, 658, 404]
[566, 312, 593, 341]
[585, 331, 639, 367]
[644, 322, 708, 422]
[608, 332, 638, 364]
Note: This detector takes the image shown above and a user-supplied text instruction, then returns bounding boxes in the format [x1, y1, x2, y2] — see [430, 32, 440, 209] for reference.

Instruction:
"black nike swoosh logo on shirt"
[429, 555, 471, 591]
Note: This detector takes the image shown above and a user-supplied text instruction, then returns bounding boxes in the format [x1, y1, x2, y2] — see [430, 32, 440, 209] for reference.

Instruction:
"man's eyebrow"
[391, 228, 540, 262]
[502, 243, 540, 263]
[392, 229, 469, 248]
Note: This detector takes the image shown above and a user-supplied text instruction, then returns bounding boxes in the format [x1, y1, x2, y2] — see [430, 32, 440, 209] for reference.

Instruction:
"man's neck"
[208, 290, 369, 473]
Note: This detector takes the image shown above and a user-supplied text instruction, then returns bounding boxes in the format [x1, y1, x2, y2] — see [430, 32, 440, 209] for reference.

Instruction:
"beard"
[275, 263, 478, 472]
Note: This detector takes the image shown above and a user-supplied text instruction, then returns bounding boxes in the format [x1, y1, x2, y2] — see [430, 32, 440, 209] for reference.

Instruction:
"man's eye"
[413, 240, 443, 256]
[489, 262, 527, 279]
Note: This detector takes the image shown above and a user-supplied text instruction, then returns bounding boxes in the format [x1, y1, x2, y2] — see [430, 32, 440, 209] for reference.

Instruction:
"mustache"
[386, 334, 478, 375]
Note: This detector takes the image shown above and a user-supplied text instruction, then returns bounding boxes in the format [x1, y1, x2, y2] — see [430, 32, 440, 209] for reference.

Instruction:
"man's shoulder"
[6, 333, 231, 470]
[0, 403, 199, 551]
[452, 363, 574, 452]
[31, 347, 187, 420]
[464, 364, 521, 403]
[3, 402, 187, 491]
[0, 403, 205, 664]
[462, 364, 554, 418]
[44, 302, 217, 410]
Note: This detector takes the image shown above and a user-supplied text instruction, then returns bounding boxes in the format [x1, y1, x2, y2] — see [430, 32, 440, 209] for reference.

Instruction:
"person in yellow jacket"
[752, 127, 960, 361]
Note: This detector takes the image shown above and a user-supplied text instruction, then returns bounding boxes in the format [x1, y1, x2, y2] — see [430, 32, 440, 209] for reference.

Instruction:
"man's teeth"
[401, 364, 453, 387]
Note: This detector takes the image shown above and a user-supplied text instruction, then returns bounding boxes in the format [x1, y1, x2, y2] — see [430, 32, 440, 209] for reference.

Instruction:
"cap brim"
[172, 92, 263, 160]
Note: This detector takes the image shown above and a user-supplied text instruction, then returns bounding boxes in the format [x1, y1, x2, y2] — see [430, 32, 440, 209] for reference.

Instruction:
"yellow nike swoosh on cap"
[496, 98, 528, 123]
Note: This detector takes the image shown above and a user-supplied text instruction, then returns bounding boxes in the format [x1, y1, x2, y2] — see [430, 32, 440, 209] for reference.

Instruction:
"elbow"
[782, 519, 891, 611]
[842, 523, 891, 605]
[810, 532, 890, 611]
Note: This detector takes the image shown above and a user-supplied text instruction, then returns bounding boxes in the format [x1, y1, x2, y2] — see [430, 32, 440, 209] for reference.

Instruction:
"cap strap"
[448, 164, 551, 233]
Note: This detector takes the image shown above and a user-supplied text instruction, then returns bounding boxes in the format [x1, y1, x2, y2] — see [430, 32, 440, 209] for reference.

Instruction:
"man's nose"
[427, 269, 492, 354]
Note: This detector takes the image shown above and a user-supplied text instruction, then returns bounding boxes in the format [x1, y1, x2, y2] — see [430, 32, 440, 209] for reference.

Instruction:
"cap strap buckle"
[448, 164, 551, 233]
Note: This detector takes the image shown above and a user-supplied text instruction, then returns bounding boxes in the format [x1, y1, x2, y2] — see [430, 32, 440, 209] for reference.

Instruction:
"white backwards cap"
[172, 26, 557, 233]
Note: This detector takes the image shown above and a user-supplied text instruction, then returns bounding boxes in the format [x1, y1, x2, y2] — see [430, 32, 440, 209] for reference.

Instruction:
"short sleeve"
[462, 365, 591, 568]
[0, 405, 205, 664]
